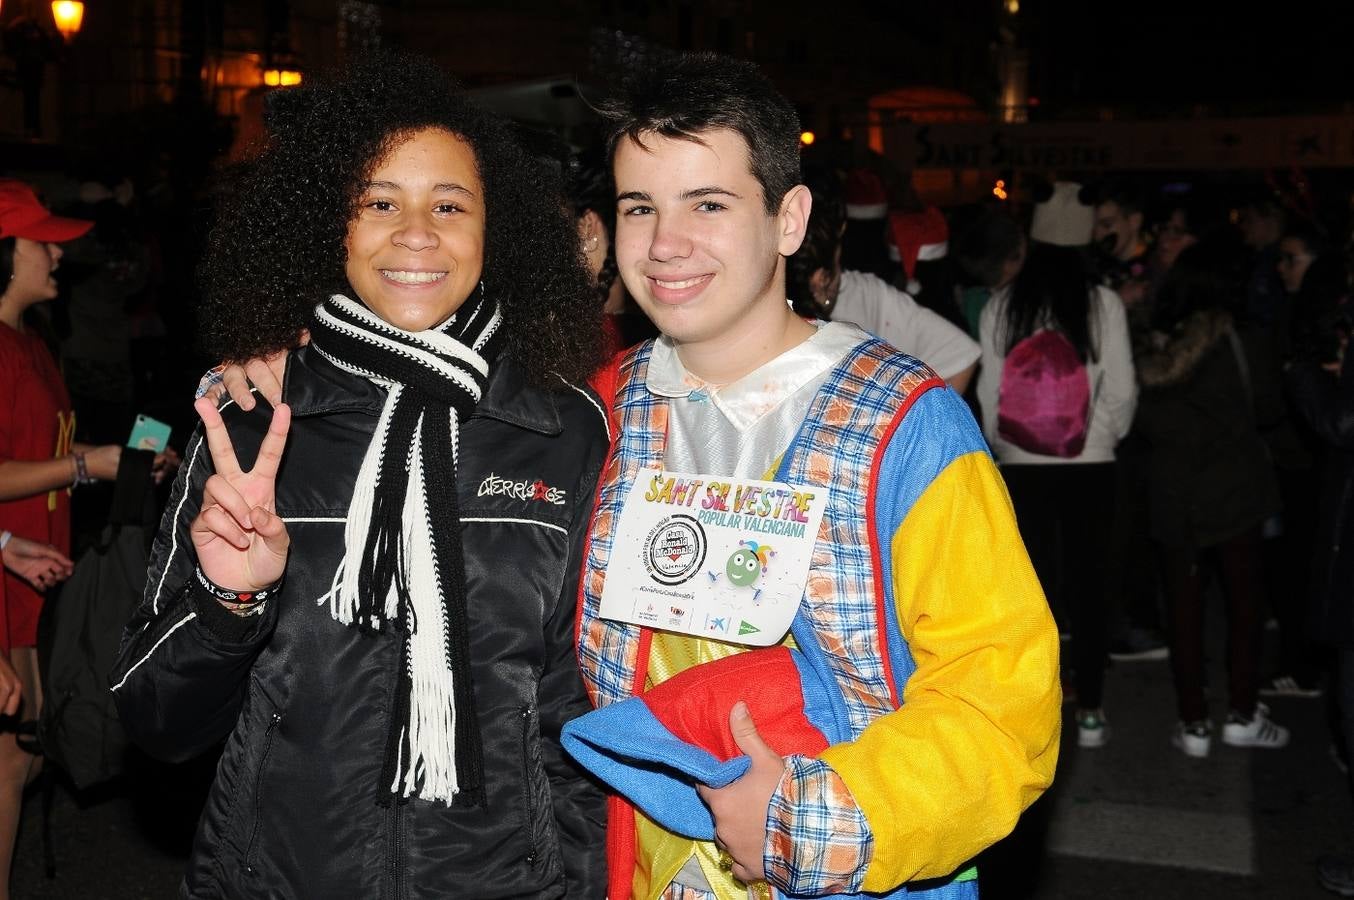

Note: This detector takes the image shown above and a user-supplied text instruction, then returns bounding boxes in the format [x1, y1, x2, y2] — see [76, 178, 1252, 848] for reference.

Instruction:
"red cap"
[0, 180, 93, 242]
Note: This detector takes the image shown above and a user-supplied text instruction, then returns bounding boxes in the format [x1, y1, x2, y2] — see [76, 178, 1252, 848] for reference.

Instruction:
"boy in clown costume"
[576, 52, 1062, 900]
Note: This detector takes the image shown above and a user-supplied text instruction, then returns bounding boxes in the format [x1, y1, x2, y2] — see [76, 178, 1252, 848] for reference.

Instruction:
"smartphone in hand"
[127, 414, 173, 452]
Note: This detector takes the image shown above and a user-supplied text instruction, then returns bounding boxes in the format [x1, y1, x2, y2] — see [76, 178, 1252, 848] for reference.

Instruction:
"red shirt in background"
[0, 322, 73, 651]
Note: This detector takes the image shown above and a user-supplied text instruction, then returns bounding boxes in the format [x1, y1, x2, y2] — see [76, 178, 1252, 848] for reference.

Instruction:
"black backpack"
[37, 448, 157, 790]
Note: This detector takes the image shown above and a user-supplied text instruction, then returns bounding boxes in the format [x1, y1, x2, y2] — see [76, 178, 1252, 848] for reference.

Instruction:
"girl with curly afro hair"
[199, 51, 601, 382]
[111, 51, 610, 898]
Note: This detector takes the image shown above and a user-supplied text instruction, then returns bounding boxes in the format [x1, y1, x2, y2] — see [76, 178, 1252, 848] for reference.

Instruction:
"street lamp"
[262, 68, 302, 87]
[50, 1, 84, 42]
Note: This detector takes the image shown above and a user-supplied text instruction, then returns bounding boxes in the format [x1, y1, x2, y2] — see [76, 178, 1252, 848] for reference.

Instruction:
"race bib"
[599, 468, 827, 646]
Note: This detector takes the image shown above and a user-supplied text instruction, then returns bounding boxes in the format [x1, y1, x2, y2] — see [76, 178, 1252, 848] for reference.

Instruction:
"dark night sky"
[1024, 0, 1354, 108]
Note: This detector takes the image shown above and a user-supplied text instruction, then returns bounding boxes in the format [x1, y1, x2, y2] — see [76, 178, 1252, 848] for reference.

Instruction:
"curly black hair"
[198, 51, 601, 386]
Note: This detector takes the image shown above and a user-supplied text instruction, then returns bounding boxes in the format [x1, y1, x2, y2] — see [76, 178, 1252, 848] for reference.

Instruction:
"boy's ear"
[777, 184, 813, 257]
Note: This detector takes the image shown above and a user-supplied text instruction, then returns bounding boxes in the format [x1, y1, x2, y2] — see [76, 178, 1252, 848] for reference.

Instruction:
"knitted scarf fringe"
[310, 292, 501, 805]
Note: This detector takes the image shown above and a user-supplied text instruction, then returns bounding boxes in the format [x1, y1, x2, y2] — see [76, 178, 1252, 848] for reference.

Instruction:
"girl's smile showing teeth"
[380, 269, 447, 285]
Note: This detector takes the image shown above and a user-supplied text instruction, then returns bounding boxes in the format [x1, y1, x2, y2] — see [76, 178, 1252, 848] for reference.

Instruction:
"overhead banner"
[885, 115, 1354, 171]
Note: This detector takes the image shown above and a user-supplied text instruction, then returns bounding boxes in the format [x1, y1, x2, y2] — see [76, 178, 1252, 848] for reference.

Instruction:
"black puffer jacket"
[110, 347, 609, 899]
[1135, 309, 1282, 549]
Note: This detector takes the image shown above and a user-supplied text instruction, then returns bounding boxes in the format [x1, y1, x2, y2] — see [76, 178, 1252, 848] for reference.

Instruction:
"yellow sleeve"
[818, 451, 1061, 890]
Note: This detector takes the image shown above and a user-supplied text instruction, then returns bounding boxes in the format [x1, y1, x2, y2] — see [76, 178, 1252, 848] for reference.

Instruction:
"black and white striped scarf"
[309, 289, 503, 805]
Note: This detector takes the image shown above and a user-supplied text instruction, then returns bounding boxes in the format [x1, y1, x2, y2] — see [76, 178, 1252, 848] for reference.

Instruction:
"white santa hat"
[1029, 181, 1094, 247]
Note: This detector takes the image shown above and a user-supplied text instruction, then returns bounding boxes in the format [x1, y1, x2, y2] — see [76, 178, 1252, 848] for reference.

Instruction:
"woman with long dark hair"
[110, 53, 608, 898]
[976, 204, 1137, 750]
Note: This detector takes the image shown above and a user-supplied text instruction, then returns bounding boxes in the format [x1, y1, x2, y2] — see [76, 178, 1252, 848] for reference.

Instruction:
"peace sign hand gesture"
[190, 397, 292, 592]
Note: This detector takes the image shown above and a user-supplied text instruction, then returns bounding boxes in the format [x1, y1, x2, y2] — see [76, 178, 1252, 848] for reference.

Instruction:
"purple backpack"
[997, 329, 1092, 458]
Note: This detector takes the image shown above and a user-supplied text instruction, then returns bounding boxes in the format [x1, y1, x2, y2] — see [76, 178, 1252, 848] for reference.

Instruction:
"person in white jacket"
[976, 182, 1138, 750]
[788, 170, 980, 392]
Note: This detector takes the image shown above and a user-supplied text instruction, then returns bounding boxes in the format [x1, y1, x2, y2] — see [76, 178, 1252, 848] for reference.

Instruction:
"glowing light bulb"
[51, 1, 85, 41]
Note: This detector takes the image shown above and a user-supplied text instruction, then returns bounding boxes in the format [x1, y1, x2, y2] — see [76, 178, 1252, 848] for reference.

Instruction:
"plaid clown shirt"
[643, 322, 874, 899]
[585, 322, 1060, 899]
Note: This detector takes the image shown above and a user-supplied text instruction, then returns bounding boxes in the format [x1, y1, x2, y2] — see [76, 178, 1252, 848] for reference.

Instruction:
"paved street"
[982, 645, 1349, 900]
[11, 619, 1350, 899]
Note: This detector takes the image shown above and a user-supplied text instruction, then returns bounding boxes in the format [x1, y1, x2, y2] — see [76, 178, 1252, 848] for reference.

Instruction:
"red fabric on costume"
[601, 314, 629, 362]
[0, 322, 73, 652]
[597, 648, 830, 900]
[640, 646, 829, 762]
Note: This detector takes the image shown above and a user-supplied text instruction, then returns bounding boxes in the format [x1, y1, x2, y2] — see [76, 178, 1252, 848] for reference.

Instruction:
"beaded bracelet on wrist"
[72, 452, 95, 486]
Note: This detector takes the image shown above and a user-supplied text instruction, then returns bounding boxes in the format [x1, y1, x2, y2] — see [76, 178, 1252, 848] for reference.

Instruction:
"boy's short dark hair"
[1089, 177, 1146, 217]
[1239, 192, 1286, 219]
[597, 51, 802, 215]
[1282, 219, 1331, 259]
[953, 207, 1025, 288]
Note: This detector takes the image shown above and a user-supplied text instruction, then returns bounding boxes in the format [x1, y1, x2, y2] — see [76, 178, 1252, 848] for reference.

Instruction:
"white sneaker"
[1173, 720, 1212, 758]
[1258, 673, 1322, 698]
[1077, 709, 1109, 748]
[1222, 703, 1290, 749]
